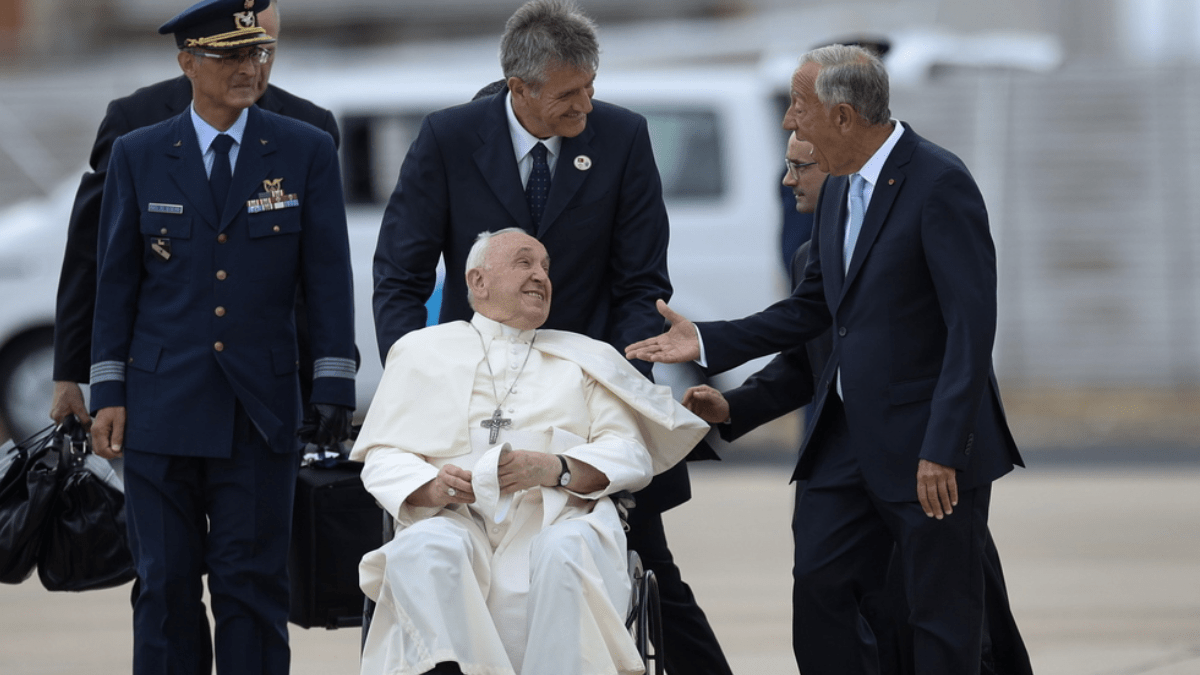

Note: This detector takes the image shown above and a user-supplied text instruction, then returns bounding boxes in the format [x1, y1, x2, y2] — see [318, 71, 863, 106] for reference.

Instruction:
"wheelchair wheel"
[626, 551, 664, 675]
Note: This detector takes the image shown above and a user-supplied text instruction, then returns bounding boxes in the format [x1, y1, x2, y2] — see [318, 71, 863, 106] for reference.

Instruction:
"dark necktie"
[525, 142, 551, 226]
[209, 133, 235, 215]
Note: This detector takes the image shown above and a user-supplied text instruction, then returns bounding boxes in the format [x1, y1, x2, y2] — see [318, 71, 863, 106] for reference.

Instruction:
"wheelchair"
[362, 491, 665, 674]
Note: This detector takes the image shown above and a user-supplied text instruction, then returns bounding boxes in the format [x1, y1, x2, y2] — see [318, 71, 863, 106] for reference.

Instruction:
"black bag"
[288, 447, 383, 629]
[0, 425, 59, 584]
[36, 417, 137, 591]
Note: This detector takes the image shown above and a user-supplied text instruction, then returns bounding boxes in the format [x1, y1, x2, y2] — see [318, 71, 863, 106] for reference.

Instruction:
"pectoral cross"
[480, 408, 512, 444]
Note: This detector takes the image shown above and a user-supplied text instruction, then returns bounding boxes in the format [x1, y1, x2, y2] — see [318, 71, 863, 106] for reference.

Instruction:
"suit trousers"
[624, 503, 734, 675]
[792, 394, 990, 675]
[123, 401, 298, 675]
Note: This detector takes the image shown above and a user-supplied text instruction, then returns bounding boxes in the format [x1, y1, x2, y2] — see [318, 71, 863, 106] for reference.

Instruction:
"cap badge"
[234, 11, 255, 28]
[573, 155, 592, 171]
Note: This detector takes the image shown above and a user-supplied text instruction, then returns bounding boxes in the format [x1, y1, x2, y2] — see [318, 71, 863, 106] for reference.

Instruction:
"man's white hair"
[465, 227, 529, 308]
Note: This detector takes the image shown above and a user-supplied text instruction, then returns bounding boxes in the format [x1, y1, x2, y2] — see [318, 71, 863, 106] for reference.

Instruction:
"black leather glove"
[296, 403, 352, 449]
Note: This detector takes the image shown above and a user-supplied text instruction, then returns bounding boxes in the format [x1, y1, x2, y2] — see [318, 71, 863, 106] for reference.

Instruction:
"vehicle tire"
[0, 328, 55, 443]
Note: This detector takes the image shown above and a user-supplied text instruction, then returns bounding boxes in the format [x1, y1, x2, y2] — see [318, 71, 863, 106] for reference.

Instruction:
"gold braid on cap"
[185, 26, 271, 49]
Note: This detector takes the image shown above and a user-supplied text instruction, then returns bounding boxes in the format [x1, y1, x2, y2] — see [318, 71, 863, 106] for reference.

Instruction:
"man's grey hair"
[801, 44, 891, 126]
[499, 0, 599, 92]
[465, 227, 528, 309]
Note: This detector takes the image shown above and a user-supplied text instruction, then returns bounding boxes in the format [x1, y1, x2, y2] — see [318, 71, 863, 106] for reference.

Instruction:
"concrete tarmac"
[2, 456, 1199, 674]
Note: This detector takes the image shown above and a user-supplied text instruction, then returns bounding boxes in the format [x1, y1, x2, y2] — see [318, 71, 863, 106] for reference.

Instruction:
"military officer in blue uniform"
[88, 1, 355, 673]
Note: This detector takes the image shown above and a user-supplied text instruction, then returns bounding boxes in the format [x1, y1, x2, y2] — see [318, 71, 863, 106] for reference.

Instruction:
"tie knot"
[851, 173, 865, 194]
[211, 134, 235, 156]
[530, 142, 548, 162]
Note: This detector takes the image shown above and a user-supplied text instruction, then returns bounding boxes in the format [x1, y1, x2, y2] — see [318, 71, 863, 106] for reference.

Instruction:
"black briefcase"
[288, 448, 383, 629]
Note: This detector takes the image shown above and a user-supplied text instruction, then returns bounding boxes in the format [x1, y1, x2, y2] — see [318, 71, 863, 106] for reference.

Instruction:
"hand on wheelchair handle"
[296, 403, 353, 448]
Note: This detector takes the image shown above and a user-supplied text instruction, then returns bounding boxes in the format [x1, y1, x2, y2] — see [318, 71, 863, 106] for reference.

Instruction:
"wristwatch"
[557, 455, 571, 487]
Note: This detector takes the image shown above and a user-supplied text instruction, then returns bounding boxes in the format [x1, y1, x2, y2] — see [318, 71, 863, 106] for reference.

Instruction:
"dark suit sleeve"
[53, 97, 133, 383]
[606, 116, 673, 377]
[917, 165, 996, 469]
[719, 347, 815, 442]
[371, 116, 447, 363]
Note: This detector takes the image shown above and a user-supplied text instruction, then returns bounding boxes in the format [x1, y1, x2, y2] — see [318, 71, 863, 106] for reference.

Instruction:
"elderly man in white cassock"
[351, 228, 709, 675]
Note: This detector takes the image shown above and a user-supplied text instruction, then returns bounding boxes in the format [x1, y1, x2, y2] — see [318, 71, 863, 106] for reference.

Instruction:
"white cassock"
[350, 314, 709, 675]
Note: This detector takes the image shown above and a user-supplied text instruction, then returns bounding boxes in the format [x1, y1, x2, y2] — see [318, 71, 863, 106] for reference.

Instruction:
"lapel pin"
[574, 155, 592, 171]
[888, 179, 895, 185]
[260, 139, 269, 145]
[173, 140, 182, 147]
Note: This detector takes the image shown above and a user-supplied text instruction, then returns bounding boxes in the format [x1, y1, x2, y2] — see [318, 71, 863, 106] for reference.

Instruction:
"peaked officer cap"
[159, 0, 276, 50]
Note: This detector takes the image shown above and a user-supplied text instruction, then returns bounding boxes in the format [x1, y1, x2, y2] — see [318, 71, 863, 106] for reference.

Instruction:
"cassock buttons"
[214, 341, 225, 352]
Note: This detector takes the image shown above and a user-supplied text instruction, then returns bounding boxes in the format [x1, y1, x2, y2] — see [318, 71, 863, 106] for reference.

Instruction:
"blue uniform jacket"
[90, 106, 355, 456]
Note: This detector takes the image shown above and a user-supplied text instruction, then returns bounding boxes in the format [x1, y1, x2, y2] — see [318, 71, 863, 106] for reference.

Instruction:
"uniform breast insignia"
[151, 238, 172, 261]
[247, 177, 300, 213]
[148, 202, 184, 215]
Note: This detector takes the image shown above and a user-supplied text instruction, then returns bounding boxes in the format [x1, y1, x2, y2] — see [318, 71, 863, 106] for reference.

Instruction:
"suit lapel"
[164, 113, 220, 229]
[840, 124, 916, 299]
[538, 124, 594, 237]
[221, 106, 274, 230]
[473, 96, 530, 228]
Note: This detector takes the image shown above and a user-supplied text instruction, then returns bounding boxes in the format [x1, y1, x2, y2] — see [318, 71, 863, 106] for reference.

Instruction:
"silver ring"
[447, 487, 457, 497]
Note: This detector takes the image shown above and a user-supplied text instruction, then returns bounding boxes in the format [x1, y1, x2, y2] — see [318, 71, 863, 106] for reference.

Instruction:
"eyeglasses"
[188, 46, 274, 66]
[785, 160, 818, 177]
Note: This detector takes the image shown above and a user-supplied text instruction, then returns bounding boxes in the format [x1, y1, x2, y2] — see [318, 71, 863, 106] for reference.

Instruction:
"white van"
[0, 62, 793, 442]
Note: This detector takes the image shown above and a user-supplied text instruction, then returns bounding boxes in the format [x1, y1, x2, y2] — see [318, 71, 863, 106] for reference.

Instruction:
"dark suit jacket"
[90, 107, 355, 456]
[53, 75, 340, 386]
[372, 92, 672, 366]
[373, 91, 703, 511]
[701, 124, 1022, 501]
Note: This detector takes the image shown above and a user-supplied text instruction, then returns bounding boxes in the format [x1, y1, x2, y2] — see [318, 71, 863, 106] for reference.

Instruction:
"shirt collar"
[471, 312, 538, 343]
[855, 120, 905, 188]
[190, 105, 249, 153]
[505, 91, 562, 162]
